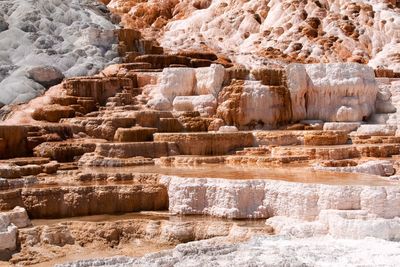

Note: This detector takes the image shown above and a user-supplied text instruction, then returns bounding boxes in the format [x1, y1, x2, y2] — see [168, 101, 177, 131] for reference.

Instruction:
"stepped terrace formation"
[1, 0, 400, 266]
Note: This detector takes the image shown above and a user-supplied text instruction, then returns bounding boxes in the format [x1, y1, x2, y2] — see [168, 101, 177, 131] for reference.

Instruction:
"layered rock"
[0, 184, 168, 218]
[154, 132, 254, 155]
[217, 80, 291, 129]
[313, 160, 395, 177]
[287, 63, 378, 122]
[162, 176, 400, 219]
[0, 126, 28, 159]
[13, 216, 269, 266]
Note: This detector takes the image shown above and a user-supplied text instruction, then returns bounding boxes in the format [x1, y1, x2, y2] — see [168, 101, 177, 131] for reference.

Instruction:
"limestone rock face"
[0, 126, 28, 159]
[195, 64, 225, 96]
[356, 124, 397, 136]
[314, 160, 395, 177]
[32, 104, 75, 123]
[0, 0, 119, 105]
[217, 80, 291, 129]
[159, 67, 196, 102]
[287, 63, 378, 122]
[148, 65, 226, 112]
[268, 209, 400, 240]
[0, 185, 168, 218]
[173, 95, 217, 116]
[154, 132, 254, 155]
[162, 176, 400, 220]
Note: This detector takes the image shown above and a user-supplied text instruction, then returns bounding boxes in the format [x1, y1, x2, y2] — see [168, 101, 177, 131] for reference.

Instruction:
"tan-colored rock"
[32, 104, 75, 122]
[33, 141, 97, 162]
[217, 80, 291, 129]
[95, 142, 175, 158]
[304, 131, 349, 146]
[0, 163, 42, 179]
[271, 143, 400, 161]
[134, 54, 191, 69]
[63, 77, 133, 106]
[154, 132, 254, 155]
[114, 127, 157, 142]
[0, 184, 168, 218]
[0, 126, 28, 159]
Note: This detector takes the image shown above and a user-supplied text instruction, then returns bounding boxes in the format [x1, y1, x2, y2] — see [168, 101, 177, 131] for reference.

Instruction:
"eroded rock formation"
[0, 0, 400, 266]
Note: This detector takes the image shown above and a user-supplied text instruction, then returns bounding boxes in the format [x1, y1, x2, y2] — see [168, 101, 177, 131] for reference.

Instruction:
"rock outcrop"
[217, 80, 292, 129]
[287, 63, 378, 122]
[0, 184, 168, 218]
[162, 176, 400, 220]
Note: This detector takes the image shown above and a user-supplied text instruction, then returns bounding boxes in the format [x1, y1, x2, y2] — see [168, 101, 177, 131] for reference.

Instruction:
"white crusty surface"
[161, 175, 400, 220]
[268, 209, 400, 240]
[287, 63, 378, 122]
[57, 235, 400, 267]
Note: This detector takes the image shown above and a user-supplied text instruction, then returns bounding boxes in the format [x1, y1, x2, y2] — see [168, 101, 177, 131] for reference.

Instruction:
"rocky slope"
[0, 0, 120, 106]
[107, 0, 400, 70]
[0, 0, 399, 266]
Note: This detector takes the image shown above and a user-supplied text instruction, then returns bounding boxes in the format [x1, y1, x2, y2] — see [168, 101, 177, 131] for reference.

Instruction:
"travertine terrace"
[1, 0, 400, 266]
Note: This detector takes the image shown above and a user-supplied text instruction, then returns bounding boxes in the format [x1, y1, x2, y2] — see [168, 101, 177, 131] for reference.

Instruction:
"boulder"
[27, 66, 64, 88]
[287, 63, 378, 122]
[3, 206, 31, 228]
[375, 86, 396, 113]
